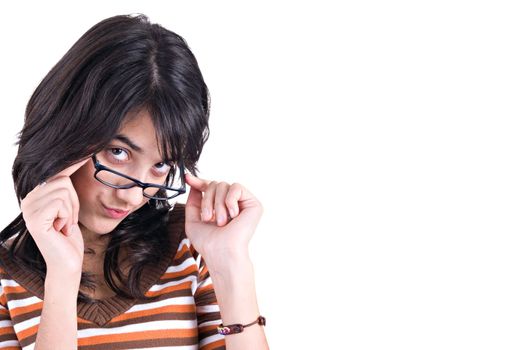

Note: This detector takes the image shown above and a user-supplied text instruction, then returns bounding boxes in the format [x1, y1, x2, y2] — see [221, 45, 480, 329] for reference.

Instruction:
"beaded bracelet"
[217, 316, 266, 335]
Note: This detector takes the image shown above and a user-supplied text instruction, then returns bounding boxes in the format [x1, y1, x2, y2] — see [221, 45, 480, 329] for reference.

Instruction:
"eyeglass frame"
[91, 153, 186, 201]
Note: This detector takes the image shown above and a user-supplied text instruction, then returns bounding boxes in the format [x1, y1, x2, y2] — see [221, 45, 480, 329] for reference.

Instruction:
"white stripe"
[0, 340, 21, 347]
[198, 319, 223, 328]
[126, 296, 195, 313]
[149, 275, 197, 292]
[24, 343, 34, 350]
[179, 238, 191, 249]
[1, 279, 21, 287]
[7, 296, 42, 309]
[200, 333, 225, 347]
[0, 320, 14, 327]
[196, 305, 220, 314]
[13, 315, 40, 333]
[196, 254, 202, 269]
[164, 257, 195, 273]
[198, 277, 213, 289]
[78, 319, 197, 338]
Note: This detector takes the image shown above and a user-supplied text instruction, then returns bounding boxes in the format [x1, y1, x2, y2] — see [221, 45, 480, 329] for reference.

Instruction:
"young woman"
[0, 14, 268, 349]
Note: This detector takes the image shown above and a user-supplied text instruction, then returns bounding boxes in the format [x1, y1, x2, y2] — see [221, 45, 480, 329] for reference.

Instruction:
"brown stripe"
[196, 289, 219, 306]
[0, 332, 19, 342]
[197, 311, 222, 326]
[12, 307, 41, 324]
[159, 269, 198, 284]
[19, 332, 36, 349]
[5, 290, 34, 301]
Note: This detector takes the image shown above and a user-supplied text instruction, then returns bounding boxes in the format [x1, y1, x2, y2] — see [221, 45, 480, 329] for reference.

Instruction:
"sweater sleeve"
[0, 279, 21, 349]
[190, 245, 226, 350]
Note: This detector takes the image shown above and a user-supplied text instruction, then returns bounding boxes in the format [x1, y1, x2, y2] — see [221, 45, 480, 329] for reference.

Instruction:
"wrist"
[207, 256, 259, 325]
[45, 270, 81, 292]
[203, 246, 251, 273]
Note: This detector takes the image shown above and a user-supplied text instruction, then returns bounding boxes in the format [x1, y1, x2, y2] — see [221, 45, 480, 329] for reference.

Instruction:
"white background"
[1, 1, 524, 349]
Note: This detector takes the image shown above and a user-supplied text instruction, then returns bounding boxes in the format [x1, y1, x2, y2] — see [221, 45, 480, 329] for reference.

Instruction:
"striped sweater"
[0, 205, 226, 349]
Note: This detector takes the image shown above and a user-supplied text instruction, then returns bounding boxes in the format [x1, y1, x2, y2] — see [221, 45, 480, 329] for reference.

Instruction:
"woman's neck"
[79, 223, 111, 255]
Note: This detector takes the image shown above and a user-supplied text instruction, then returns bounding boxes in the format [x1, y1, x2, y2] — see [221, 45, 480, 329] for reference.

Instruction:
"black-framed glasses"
[91, 154, 186, 201]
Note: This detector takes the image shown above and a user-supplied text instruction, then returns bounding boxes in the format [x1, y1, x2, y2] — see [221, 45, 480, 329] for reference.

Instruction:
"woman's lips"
[103, 205, 130, 219]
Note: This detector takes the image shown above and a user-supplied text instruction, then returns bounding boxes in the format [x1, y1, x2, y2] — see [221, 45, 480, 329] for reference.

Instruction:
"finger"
[185, 185, 203, 222]
[53, 217, 68, 234]
[47, 179, 79, 224]
[214, 182, 230, 226]
[54, 192, 73, 235]
[201, 181, 217, 221]
[43, 197, 71, 236]
[225, 183, 243, 218]
[34, 189, 74, 235]
[64, 178, 80, 225]
[29, 179, 79, 230]
[49, 157, 90, 181]
[185, 173, 211, 192]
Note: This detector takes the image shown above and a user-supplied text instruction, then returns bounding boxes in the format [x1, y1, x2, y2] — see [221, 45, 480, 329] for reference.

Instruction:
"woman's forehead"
[115, 108, 175, 161]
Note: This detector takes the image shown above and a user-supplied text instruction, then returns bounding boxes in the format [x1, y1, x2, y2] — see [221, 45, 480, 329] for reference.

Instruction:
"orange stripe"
[10, 301, 43, 318]
[3, 285, 27, 294]
[77, 328, 198, 346]
[195, 283, 214, 297]
[145, 281, 192, 297]
[161, 265, 197, 280]
[2, 347, 21, 350]
[18, 324, 38, 341]
[0, 325, 16, 335]
[112, 304, 196, 322]
[78, 317, 92, 324]
[175, 244, 190, 259]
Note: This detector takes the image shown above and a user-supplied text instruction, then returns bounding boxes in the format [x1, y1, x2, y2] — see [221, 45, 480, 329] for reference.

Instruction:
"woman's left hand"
[184, 173, 263, 264]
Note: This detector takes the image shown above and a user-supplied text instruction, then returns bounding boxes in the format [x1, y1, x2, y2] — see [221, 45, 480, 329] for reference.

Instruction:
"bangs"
[143, 94, 185, 166]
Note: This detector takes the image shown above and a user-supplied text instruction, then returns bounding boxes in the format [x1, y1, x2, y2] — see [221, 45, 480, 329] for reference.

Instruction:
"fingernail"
[228, 207, 235, 217]
[218, 214, 225, 225]
[202, 208, 210, 220]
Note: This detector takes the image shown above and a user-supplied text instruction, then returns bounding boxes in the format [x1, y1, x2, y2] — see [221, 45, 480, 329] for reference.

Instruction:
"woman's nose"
[114, 185, 144, 207]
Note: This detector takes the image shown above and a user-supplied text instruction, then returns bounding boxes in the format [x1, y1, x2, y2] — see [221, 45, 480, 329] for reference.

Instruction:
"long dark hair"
[0, 14, 210, 302]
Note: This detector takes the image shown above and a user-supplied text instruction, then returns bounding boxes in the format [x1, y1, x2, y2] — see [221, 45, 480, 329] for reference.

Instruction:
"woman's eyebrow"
[113, 134, 144, 154]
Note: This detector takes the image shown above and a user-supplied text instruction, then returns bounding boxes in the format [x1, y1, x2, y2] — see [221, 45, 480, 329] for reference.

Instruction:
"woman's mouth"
[102, 205, 130, 219]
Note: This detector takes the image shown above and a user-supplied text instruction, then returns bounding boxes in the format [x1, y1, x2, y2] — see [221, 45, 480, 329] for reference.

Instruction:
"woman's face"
[70, 109, 172, 235]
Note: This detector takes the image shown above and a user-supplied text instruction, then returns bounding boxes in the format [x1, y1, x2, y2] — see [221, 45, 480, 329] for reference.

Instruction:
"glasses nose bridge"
[107, 165, 153, 187]
[123, 165, 150, 185]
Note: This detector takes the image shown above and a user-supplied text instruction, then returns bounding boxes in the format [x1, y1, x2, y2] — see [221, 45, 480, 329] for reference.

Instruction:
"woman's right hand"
[21, 158, 90, 276]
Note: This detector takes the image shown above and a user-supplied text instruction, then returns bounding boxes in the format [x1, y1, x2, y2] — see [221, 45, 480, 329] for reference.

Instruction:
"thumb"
[185, 186, 203, 222]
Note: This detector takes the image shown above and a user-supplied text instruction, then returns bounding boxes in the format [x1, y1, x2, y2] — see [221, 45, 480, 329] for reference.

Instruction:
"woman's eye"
[108, 148, 129, 162]
[154, 162, 172, 174]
